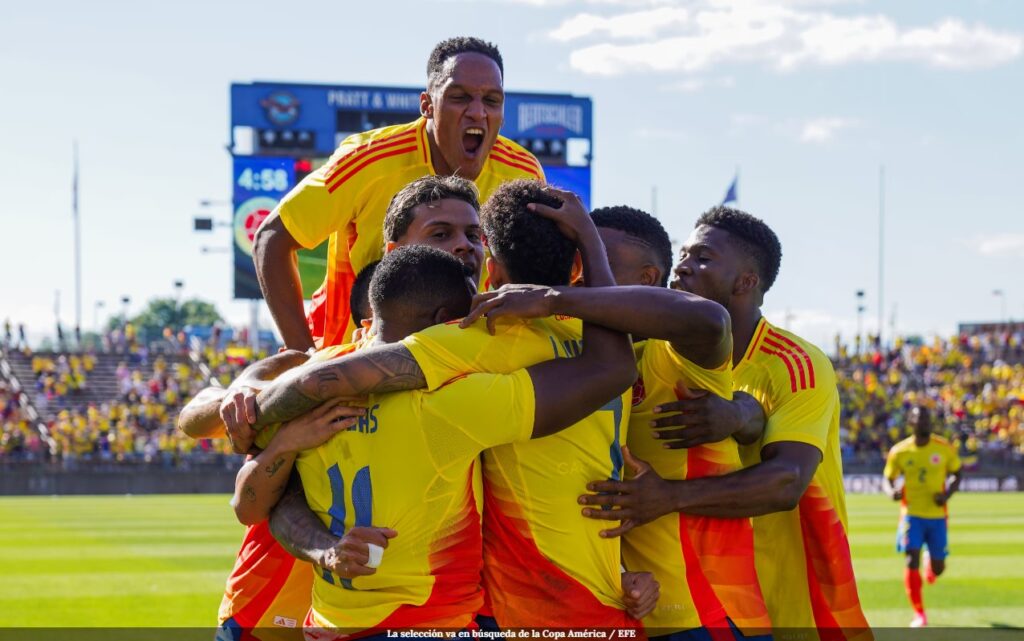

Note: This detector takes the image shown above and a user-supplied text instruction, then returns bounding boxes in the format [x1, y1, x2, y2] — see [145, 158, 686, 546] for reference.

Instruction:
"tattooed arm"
[232, 400, 365, 525]
[252, 343, 426, 429]
[269, 471, 340, 565]
[177, 349, 310, 441]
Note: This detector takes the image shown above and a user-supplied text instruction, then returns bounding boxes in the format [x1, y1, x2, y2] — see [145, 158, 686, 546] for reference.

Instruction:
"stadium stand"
[0, 328, 266, 467]
[835, 331, 1024, 470]
[4, 323, 1023, 473]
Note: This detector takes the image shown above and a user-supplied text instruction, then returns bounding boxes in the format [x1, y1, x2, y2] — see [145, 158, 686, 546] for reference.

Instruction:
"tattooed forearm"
[243, 486, 257, 502]
[265, 456, 286, 477]
[269, 471, 341, 566]
[254, 344, 426, 428]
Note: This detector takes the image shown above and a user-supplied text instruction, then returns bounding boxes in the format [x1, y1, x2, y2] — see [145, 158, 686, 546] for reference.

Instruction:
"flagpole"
[73, 141, 82, 341]
[878, 165, 885, 348]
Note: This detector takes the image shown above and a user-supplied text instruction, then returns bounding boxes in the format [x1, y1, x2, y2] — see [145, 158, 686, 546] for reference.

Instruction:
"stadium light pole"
[856, 290, 866, 354]
[72, 141, 82, 341]
[993, 290, 1007, 325]
[93, 301, 105, 333]
[878, 165, 885, 349]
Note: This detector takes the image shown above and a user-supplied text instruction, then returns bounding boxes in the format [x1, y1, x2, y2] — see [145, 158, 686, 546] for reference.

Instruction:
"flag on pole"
[721, 172, 738, 206]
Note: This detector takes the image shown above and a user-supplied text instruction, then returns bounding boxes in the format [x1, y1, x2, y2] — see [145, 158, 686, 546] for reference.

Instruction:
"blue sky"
[2, 0, 1022, 349]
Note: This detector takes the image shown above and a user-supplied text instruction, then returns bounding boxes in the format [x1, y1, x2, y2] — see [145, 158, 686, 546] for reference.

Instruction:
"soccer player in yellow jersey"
[883, 405, 962, 628]
[254, 37, 543, 351]
[582, 207, 870, 640]
[249, 184, 660, 628]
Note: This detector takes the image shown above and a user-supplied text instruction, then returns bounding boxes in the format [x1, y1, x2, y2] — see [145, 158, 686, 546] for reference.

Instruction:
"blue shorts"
[897, 515, 948, 560]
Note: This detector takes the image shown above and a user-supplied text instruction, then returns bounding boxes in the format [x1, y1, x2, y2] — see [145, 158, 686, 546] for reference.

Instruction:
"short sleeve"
[947, 445, 962, 473]
[883, 449, 901, 480]
[419, 370, 535, 470]
[762, 364, 837, 456]
[642, 339, 733, 400]
[276, 165, 356, 250]
[402, 320, 535, 391]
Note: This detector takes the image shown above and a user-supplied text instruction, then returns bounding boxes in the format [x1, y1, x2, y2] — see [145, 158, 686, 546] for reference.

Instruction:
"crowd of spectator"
[1, 330, 266, 467]
[836, 329, 1024, 469]
[5, 321, 1024, 471]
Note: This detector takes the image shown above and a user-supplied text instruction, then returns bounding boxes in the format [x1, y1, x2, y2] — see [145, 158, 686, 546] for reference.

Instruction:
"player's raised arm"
[253, 214, 316, 351]
[465, 285, 730, 368]
[518, 188, 636, 438]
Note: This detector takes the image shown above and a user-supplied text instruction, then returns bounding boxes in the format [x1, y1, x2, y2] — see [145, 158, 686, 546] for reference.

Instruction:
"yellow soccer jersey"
[297, 369, 535, 631]
[276, 118, 545, 348]
[734, 318, 869, 637]
[625, 340, 770, 635]
[884, 436, 961, 519]
[402, 318, 636, 628]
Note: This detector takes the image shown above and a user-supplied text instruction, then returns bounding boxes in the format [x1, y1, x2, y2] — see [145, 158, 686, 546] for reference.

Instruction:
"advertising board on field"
[844, 473, 1022, 493]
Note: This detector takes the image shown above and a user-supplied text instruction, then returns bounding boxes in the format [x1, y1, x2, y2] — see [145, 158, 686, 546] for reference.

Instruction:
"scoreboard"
[229, 81, 593, 299]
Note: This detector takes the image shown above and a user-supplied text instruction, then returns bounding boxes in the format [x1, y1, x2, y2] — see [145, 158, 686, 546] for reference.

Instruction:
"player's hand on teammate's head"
[578, 447, 671, 538]
[621, 570, 660, 620]
[274, 398, 366, 453]
[459, 284, 558, 333]
[220, 386, 259, 454]
[527, 187, 594, 245]
[321, 526, 398, 579]
[648, 384, 742, 449]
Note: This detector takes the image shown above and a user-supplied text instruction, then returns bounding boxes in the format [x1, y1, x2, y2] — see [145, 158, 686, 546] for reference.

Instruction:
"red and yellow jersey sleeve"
[887, 436, 961, 518]
[297, 370, 535, 631]
[402, 316, 583, 390]
[734, 319, 870, 638]
[276, 121, 544, 349]
[218, 520, 314, 633]
[624, 340, 769, 635]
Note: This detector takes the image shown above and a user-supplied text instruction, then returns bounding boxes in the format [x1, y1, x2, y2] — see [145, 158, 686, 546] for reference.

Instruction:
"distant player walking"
[884, 405, 963, 628]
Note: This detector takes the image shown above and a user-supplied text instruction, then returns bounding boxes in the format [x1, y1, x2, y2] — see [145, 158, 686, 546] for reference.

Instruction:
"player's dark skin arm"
[523, 204, 636, 438]
[253, 213, 316, 352]
[462, 283, 764, 448]
[936, 469, 962, 506]
[579, 441, 822, 536]
[463, 285, 730, 369]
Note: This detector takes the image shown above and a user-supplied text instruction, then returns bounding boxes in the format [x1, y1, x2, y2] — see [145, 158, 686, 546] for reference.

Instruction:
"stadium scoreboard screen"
[229, 81, 593, 300]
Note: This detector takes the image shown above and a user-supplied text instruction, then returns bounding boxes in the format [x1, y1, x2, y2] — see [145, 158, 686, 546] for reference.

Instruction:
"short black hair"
[696, 206, 782, 293]
[592, 206, 674, 287]
[383, 175, 480, 243]
[369, 245, 473, 320]
[481, 180, 576, 287]
[427, 37, 504, 90]
[349, 260, 380, 326]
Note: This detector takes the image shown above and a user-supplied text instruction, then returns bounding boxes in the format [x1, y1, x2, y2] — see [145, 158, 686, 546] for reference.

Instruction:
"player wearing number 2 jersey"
[884, 405, 962, 628]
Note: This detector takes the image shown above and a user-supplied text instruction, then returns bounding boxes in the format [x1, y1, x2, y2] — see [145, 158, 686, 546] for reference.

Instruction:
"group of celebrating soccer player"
[175, 34, 961, 641]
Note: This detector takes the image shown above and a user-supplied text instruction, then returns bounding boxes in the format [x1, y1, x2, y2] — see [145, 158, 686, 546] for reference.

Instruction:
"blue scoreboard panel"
[229, 81, 593, 299]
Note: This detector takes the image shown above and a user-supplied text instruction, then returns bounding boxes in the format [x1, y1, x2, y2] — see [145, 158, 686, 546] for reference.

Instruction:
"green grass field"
[0, 493, 1022, 628]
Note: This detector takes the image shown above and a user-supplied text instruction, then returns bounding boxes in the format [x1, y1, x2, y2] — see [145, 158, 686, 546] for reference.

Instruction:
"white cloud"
[550, 7, 689, 41]
[549, 2, 1024, 76]
[799, 117, 857, 143]
[970, 234, 1024, 257]
[659, 75, 735, 92]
